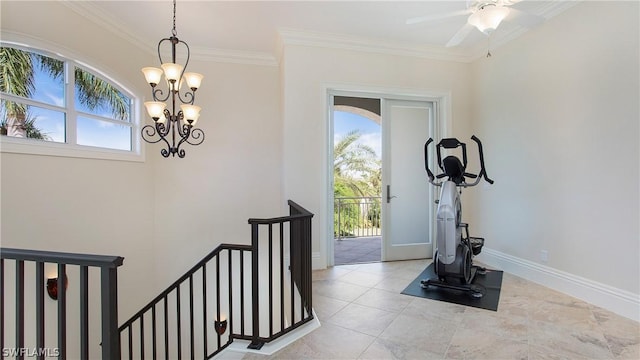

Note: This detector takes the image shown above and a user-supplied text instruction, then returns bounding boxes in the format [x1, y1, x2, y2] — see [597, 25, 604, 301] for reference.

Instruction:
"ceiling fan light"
[468, 6, 510, 35]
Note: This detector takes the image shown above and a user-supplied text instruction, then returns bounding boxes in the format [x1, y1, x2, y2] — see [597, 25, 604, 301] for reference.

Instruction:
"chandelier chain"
[171, 0, 177, 37]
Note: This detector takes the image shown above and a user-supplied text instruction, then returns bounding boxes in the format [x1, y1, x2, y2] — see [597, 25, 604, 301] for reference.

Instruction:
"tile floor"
[334, 236, 381, 265]
[243, 259, 640, 359]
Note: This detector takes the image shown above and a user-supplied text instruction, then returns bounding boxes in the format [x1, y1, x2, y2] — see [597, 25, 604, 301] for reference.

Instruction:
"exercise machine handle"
[424, 138, 440, 186]
[471, 135, 494, 185]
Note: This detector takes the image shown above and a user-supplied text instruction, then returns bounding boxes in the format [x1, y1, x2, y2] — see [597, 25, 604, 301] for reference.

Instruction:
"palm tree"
[334, 129, 380, 197]
[0, 46, 129, 138]
[0, 112, 50, 140]
[333, 130, 382, 236]
[0, 47, 33, 137]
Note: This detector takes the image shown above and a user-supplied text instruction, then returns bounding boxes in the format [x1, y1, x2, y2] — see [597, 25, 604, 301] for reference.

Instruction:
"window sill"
[0, 136, 144, 162]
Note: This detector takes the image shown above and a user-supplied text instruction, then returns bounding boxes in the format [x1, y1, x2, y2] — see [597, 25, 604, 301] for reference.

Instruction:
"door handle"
[386, 185, 397, 203]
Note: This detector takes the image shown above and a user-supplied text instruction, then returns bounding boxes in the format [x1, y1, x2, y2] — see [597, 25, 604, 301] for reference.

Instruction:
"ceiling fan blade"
[446, 23, 474, 47]
[506, 8, 545, 28]
[406, 9, 469, 25]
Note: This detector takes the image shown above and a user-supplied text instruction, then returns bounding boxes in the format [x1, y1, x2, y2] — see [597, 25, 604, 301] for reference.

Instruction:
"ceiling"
[65, 1, 578, 64]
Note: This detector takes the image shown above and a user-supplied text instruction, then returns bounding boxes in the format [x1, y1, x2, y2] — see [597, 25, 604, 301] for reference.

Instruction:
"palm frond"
[74, 67, 130, 121]
[0, 47, 35, 115]
[334, 129, 381, 197]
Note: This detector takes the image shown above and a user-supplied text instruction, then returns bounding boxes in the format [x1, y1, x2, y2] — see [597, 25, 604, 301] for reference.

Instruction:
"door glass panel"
[388, 104, 431, 245]
[382, 99, 433, 261]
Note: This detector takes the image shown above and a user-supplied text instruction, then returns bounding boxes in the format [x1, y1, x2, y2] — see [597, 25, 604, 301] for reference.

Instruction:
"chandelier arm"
[152, 87, 171, 103]
[141, 124, 164, 144]
[178, 39, 190, 78]
[185, 128, 205, 146]
[141, 122, 172, 158]
[175, 111, 186, 137]
[157, 37, 173, 65]
[159, 109, 172, 138]
[176, 89, 195, 104]
[160, 147, 172, 158]
[174, 39, 192, 104]
[175, 125, 192, 153]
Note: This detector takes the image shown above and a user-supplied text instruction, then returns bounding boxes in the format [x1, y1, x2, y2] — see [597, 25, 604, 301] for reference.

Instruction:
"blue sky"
[15, 57, 131, 150]
[334, 110, 381, 159]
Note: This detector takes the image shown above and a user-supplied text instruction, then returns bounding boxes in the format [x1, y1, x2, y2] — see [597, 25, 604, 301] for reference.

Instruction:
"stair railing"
[118, 243, 252, 359]
[245, 200, 314, 349]
[0, 248, 124, 359]
[119, 200, 314, 358]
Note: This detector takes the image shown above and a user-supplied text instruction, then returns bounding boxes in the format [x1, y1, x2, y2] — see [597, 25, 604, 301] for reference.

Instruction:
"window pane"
[0, 47, 65, 107]
[75, 67, 131, 123]
[1, 99, 65, 142]
[77, 116, 131, 151]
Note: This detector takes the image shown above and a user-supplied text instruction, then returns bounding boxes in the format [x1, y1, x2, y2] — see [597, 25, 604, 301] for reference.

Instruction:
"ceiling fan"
[407, 0, 545, 47]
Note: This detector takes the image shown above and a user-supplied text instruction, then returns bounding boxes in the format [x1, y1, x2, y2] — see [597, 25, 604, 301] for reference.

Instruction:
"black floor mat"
[401, 263, 503, 311]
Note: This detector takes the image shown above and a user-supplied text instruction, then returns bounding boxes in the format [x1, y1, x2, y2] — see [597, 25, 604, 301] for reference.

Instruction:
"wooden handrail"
[1, 247, 124, 359]
[1, 247, 123, 268]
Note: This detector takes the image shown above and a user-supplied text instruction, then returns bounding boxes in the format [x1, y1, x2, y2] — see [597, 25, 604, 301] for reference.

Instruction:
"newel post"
[101, 263, 122, 359]
[248, 222, 264, 350]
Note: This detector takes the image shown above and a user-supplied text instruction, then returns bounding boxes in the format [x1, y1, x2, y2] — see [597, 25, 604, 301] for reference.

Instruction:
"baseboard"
[218, 310, 321, 358]
[312, 251, 324, 270]
[476, 248, 640, 322]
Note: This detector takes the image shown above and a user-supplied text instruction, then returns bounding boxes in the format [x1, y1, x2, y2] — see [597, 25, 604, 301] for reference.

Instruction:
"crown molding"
[190, 46, 278, 67]
[60, 0, 277, 67]
[277, 1, 579, 64]
[536, 0, 581, 19]
[60, 0, 580, 66]
[60, 0, 155, 55]
[277, 28, 475, 63]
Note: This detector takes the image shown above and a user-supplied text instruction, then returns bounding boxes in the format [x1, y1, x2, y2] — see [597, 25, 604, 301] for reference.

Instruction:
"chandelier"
[141, 0, 204, 158]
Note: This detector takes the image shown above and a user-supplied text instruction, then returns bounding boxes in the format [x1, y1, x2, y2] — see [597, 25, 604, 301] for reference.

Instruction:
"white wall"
[280, 44, 473, 269]
[150, 58, 283, 286]
[0, 0, 157, 322]
[0, 1, 158, 356]
[469, 1, 639, 315]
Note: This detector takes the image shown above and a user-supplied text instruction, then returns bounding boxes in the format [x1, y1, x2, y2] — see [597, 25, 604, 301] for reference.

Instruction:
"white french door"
[381, 99, 435, 261]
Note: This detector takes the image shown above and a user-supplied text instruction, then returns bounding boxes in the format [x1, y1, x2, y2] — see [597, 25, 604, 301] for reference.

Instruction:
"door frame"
[325, 85, 451, 267]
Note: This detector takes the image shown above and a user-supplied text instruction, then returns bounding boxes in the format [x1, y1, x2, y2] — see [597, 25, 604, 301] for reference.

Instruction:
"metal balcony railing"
[334, 196, 381, 240]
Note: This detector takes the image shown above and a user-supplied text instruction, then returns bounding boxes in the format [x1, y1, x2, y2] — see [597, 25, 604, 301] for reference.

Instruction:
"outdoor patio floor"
[334, 236, 381, 265]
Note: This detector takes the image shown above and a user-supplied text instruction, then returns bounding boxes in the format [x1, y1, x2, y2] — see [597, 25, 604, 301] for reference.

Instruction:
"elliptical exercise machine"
[421, 135, 494, 298]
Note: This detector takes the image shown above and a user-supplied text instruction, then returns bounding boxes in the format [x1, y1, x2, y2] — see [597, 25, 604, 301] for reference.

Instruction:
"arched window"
[0, 42, 140, 160]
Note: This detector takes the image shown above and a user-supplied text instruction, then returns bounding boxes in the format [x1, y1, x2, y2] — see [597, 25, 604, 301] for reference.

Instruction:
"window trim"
[0, 34, 144, 162]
